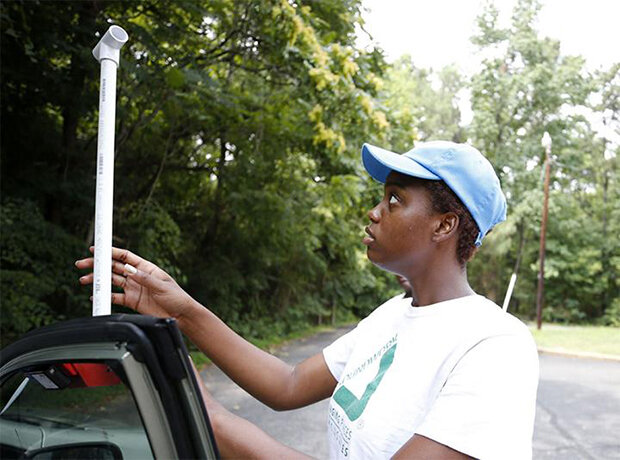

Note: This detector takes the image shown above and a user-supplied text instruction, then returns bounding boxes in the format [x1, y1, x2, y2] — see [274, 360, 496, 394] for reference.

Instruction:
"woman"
[77, 141, 539, 459]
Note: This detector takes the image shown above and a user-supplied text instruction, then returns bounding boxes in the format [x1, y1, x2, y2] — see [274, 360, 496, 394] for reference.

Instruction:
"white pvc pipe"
[92, 26, 128, 316]
[502, 272, 517, 312]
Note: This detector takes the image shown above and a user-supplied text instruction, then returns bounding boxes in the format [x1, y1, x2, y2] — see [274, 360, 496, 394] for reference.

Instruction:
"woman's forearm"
[209, 405, 313, 460]
[179, 300, 322, 410]
[192, 360, 313, 459]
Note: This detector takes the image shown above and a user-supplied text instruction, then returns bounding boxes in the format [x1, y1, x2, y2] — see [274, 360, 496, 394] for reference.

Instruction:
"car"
[0, 314, 219, 459]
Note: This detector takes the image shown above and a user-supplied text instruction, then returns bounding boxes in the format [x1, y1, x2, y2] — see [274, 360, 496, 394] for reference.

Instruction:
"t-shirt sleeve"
[415, 333, 539, 460]
[322, 325, 360, 382]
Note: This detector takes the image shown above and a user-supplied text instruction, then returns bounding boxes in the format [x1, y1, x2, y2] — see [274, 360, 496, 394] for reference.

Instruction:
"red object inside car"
[62, 362, 121, 387]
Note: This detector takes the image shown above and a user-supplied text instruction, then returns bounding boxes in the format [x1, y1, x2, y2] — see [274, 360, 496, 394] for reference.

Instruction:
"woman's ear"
[432, 212, 459, 243]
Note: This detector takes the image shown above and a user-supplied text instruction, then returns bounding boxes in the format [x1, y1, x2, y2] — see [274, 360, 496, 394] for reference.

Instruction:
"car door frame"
[0, 314, 219, 459]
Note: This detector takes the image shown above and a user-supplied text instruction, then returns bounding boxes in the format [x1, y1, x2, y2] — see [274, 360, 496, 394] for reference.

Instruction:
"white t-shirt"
[322, 294, 539, 460]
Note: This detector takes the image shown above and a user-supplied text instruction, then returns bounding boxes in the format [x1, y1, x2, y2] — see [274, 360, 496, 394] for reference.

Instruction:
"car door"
[0, 314, 219, 459]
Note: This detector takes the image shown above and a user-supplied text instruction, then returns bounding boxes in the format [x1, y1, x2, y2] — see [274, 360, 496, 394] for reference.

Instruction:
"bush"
[601, 298, 620, 327]
[1, 198, 90, 347]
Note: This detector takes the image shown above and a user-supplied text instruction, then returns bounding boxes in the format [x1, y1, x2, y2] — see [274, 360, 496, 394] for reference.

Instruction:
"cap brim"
[362, 143, 440, 183]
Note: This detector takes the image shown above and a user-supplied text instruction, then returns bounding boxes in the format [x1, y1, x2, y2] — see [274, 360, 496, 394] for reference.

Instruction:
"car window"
[0, 361, 154, 460]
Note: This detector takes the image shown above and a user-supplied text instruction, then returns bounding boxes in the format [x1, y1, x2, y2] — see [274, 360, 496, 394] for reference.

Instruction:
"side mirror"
[24, 442, 122, 459]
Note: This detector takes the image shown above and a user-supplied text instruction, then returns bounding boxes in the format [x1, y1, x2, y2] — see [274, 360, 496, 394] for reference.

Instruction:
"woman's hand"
[76, 246, 197, 321]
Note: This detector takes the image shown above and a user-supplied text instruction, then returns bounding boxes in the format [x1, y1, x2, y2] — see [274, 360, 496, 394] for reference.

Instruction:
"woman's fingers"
[111, 247, 144, 267]
[76, 252, 145, 274]
[79, 273, 93, 285]
[75, 257, 94, 269]
[76, 259, 126, 277]
[111, 273, 128, 288]
[124, 264, 162, 291]
[81, 247, 145, 269]
[112, 260, 127, 275]
[80, 272, 130, 289]
[89, 292, 126, 304]
[110, 292, 128, 307]
[78, 247, 149, 312]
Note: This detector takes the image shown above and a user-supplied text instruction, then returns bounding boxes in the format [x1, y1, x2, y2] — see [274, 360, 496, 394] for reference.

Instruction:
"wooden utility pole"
[536, 132, 552, 330]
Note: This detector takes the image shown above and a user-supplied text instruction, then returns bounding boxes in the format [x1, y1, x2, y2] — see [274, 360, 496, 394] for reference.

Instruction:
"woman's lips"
[363, 226, 375, 246]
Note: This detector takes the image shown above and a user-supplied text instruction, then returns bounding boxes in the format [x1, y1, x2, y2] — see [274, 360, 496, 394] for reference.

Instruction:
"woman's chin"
[366, 248, 387, 269]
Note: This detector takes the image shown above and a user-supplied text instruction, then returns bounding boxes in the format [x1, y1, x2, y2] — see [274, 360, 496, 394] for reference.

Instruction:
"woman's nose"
[368, 204, 381, 222]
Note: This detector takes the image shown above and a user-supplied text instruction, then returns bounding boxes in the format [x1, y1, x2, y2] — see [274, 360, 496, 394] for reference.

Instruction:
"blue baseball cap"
[362, 141, 507, 246]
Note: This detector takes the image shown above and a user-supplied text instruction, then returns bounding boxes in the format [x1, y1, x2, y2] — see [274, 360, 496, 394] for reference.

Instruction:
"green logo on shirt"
[333, 343, 397, 421]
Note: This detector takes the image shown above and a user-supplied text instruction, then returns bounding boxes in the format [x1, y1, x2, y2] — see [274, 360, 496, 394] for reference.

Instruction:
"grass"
[529, 324, 620, 356]
[191, 322, 620, 364]
[190, 350, 212, 368]
[247, 323, 347, 351]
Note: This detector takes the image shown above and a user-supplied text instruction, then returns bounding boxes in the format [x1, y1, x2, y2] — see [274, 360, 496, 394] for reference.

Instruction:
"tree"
[1, 0, 398, 345]
[467, 0, 618, 323]
[379, 56, 465, 152]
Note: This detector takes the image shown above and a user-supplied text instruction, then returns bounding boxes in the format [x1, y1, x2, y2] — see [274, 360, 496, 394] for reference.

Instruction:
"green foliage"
[117, 200, 185, 282]
[380, 56, 465, 148]
[1, 0, 617, 349]
[1, 199, 90, 346]
[1, 0, 397, 344]
[602, 298, 620, 327]
[467, 0, 619, 322]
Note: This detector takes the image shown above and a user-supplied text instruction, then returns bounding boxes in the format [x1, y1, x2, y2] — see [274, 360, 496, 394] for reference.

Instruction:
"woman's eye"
[389, 194, 398, 205]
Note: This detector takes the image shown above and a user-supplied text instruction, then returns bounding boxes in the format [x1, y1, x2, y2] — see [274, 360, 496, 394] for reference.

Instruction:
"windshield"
[0, 361, 153, 459]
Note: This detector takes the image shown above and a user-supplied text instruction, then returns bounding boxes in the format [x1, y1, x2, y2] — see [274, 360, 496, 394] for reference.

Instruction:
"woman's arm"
[76, 247, 337, 410]
[208, 406, 314, 459]
[181, 305, 337, 410]
[190, 361, 315, 459]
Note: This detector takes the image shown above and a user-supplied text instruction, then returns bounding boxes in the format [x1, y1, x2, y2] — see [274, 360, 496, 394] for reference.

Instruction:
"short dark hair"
[422, 180, 479, 266]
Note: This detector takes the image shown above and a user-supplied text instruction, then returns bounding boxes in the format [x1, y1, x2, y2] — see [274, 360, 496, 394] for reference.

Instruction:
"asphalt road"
[535, 353, 620, 459]
[200, 327, 350, 458]
[200, 326, 620, 459]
